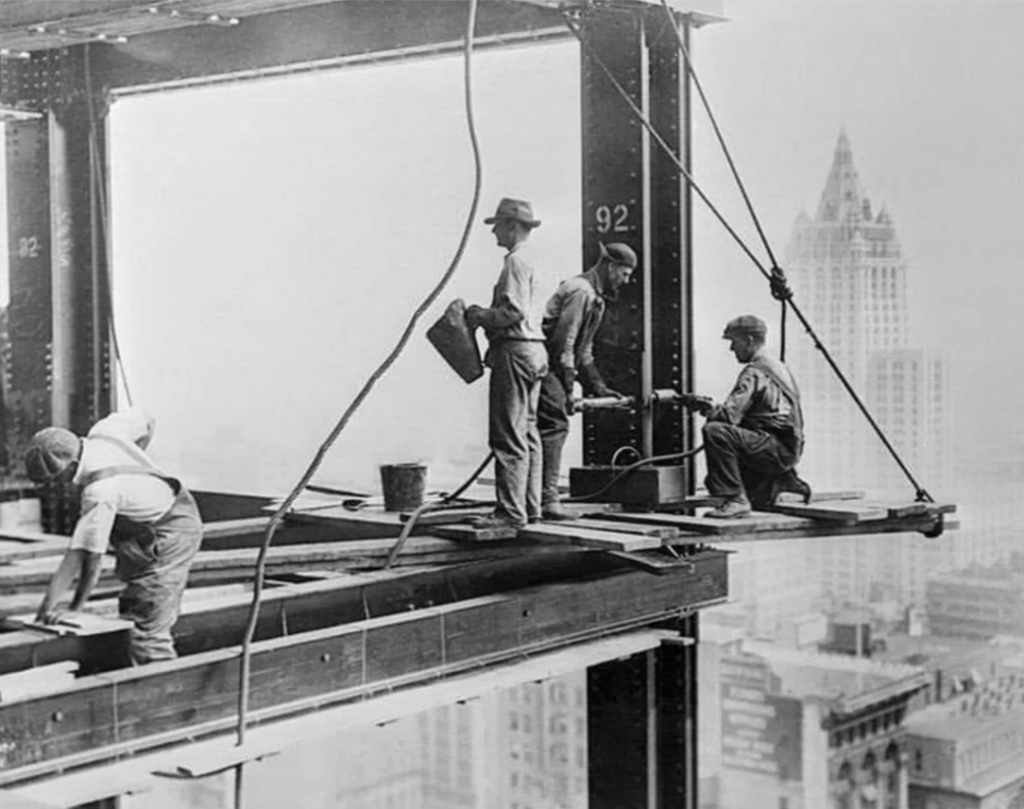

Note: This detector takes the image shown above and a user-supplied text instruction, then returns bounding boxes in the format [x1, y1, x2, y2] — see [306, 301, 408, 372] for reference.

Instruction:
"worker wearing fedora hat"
[466, 198, 548, 529]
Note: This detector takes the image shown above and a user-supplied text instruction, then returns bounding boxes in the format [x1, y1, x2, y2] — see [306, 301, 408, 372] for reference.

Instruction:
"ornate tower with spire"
[786, 128, 911, 491]
[786, 130, 953, 611]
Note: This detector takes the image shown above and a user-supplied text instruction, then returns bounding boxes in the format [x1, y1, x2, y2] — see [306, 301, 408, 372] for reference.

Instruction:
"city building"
[905, 675, 1024, 809]
[699, 627, 929, 809]
[926, 555, 1024, 640]
[785, 130, 954, 614]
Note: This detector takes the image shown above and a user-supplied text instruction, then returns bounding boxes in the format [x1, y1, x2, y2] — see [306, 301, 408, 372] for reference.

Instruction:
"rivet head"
[51, 711, 63, 722]
[321, 653, 331, 663]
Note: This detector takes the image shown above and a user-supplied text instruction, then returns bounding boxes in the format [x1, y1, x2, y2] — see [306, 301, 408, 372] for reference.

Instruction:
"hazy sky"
[3, 0, 1023, 494]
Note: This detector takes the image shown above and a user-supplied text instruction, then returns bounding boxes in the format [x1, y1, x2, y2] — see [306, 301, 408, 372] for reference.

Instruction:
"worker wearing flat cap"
[26, 409, 203, 665]
[537, 242, 637, 520]
[685, 315, 810, 518]
[465, 198, 548, 529]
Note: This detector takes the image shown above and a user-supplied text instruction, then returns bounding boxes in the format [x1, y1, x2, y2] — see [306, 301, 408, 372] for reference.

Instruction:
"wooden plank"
[0, 662, 79, 703]
[518, 523, 663, 552]
[599, 510, 819, 535]
[768, 500, 888, 522]
[607, 550, 699, 575]
[4, 614, 133, 638]
[576, 518, 679, 539]
[433, 524, 520, 542]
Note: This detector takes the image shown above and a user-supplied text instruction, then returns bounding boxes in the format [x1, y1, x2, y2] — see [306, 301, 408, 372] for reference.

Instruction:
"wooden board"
[5, 613, 134, 638]
[433, 524, 519, 542]
[518, 523, 663, 552]
[768, 500, 888, 522]
[598, 510, 818, 536]
[576, 517, 679, 539]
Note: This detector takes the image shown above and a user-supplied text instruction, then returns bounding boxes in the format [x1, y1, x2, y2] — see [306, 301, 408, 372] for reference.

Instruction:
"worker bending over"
[687, 315, 810, 518]
[26, 409, 203, 665]
[466, 198, 548, 529]
[538, 242, 636, 520]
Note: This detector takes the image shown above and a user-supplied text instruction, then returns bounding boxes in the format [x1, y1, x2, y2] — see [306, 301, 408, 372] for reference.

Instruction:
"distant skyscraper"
[785, 130, 953, 612]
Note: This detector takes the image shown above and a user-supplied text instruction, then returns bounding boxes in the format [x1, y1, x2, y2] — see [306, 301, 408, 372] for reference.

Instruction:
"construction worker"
[26, 409, 203, 665]
[538, 242, 636, 520]
[465, 198, 548, 528]
[688, 315, 810, 518]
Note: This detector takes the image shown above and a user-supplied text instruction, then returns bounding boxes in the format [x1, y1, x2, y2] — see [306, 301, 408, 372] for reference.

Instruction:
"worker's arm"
[467, 257, 531, 332]
[708, 366, 757, 424]
[35, 548, 91, 624]
[548, 289, 588, 392]
[68, 550, 105, 611]
[36, 500, 117, 623]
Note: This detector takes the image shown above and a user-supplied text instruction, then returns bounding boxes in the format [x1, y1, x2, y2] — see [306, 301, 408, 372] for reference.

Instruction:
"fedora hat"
[483, 198, 541, 228]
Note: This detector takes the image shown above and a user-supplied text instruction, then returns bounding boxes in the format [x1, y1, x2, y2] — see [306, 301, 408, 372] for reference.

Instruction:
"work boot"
[706, 495, 752, 519]
[541, 502, 576, 521]
[470, 512, 524, 531]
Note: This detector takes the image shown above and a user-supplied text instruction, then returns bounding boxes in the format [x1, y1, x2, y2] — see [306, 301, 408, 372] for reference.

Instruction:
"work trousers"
[703, 421, 797, 500]
[538, 368, 571, 509]
[488, 340, 547, 525]
[114, 489, 203, 665]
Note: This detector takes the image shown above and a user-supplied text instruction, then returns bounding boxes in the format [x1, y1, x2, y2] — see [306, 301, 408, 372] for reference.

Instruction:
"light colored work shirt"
[477, 242, 544, 343]
[70, 410, 176, 554]
[542, 267, 606, 371]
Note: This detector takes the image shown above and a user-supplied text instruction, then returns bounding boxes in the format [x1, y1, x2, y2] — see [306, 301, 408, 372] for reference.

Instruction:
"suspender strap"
[80, 434, 182, 495]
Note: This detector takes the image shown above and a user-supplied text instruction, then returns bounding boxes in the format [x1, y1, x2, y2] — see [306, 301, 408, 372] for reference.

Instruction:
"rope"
[565, 13, 933, 504]
[657, 1, 791, 360]
[234, 0, 485, 752]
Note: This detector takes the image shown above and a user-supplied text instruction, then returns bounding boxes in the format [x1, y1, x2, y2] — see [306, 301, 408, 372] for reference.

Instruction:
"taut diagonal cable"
[565, 13, 933, 503]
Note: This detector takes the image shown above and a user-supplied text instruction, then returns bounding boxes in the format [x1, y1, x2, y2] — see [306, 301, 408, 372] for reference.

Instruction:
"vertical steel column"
[648, 11, 693, 462]
[580, 9, 647, 465]
[579, 7, 693, 465]
[658, 615, 700, 808]
[587, 649, 654, 808]
[3, 47, 113, 530]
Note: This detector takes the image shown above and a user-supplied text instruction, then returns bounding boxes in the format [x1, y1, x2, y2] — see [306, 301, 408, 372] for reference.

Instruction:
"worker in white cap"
[684, 315, 810, 518]
[537, 242, 636, 520]
[26, 409, 203, 665]
[465, 198, 549, 529]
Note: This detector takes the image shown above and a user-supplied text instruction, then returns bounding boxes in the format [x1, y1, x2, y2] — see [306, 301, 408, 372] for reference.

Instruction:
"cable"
[659, 0, 789, 358]
[565, 14, 933, 504]
[235, 0, 485, 751]
[84, 45, 134, 409]
[566, 446, 705, 504]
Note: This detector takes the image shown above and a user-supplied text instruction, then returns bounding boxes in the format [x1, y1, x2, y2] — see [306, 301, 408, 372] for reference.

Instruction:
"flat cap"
[25, 427, 81, 484]
[722, 314, 768, 340]
[599, 242, 638, 269]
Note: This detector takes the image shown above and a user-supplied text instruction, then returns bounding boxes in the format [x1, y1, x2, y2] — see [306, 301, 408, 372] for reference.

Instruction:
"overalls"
[81, 435, 203, 665]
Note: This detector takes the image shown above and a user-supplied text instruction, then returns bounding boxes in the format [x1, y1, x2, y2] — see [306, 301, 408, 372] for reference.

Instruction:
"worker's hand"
[592, 383, 625, 400]
[35, 603, 71, 626]
[559, 367, 578, 397]
[464, 305, 485, 329]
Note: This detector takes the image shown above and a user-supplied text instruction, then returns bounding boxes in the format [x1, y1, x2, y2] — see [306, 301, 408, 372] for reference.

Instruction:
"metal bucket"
[379, 463, 427, 512]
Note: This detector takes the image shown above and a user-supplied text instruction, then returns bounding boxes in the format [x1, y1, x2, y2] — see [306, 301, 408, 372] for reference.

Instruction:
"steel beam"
[0, 552, 727, 782]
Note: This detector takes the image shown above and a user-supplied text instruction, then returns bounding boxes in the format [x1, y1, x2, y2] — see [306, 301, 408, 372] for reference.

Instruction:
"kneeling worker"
[687, 315, 809, 518]
[538, 242, 637, 520]
[26, 409, 203, 665]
